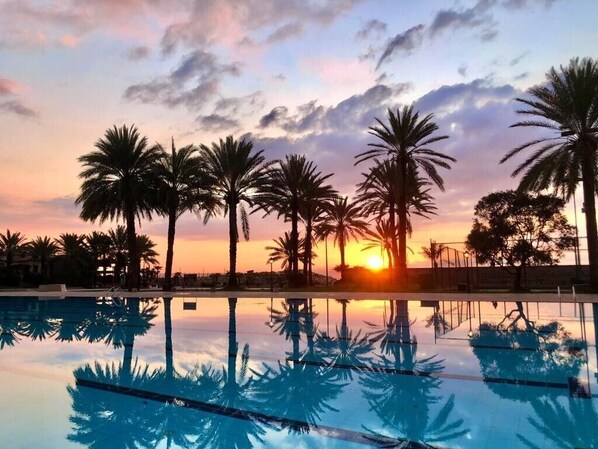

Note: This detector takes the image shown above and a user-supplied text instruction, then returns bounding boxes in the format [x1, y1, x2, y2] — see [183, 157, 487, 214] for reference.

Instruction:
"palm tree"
[266, 232, 306, 272]
[299, 173, 336, 286]
[263, 155, 331, 287]
[26, 236, 58, 280]
[136, 234, 159, 287]
[356, 106, 454, 285]
[76, 124, 161, 291]
[320, 197, 369, 281]
[86, 231, 111, 287]
[361, 219, 396, 271]
[356, 159, 437, 282]
[0, 229, 27, 271]
[199, 136, 268, 288]
[500, 58, 598, 291]
[421, 241, 446, 289]
[155, 139, 210, 291]
[55, 233, 90, 286]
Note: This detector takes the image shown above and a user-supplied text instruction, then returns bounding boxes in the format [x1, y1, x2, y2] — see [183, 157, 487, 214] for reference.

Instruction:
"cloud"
[259, 82, 411, 134]
[0, 0, 175, 49]
[123, 50, 241, 110]
[0, 100, 37, 117]
[355, 19, 387, 40]
[415, 78, 516, 116]
[376, 24, 425, 69]
[265, 22, 304, 43]
[196, 114, 239, 132]
[458, 64, 468, 77]
[509, 51, 529, 66]
[59, 34, 78, 47]
[160, 0, 363, 53]
[127, 45, 151, 60]
[429, 0, 497, 39]
[0, 78, 21, 95]
[502, 0, 559, 9]
[259, 106, 289, 128]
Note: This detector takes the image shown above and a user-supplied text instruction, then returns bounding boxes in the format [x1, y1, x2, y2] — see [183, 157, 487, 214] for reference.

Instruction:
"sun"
[366, 255, 384, 270]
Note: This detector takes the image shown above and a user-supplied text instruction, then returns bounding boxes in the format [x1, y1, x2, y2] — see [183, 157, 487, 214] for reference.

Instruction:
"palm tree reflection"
[361, 300, 468, 446]
[256, 298, 346, 433]
[316, 299, 374, 381]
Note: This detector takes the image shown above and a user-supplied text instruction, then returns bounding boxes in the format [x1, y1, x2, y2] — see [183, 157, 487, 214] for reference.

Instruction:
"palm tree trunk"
[163, 207, 177, 291]
[290, 199, 300, 287]
[306, 220, 313, 286]
[397, 158, 408, 287]
[228, 201, 238, 288]
[125, 211, 139, 292]
[581, 153, 598, 291]
[389, 202, 399, 284]
[340, 234, 346, 281]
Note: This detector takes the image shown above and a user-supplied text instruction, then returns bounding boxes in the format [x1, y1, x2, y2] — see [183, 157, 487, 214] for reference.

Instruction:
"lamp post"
[269, 297, 274, 328]
[464, 251, 471, 293]
[325, 236, 329, 287]
[269, 261, 273, 293]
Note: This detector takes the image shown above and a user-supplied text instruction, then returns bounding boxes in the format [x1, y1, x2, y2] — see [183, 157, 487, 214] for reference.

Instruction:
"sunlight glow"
[366, 255, 384, 270]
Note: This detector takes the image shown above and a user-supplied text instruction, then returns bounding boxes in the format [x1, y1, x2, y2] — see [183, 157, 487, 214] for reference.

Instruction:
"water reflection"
[257, 298, 346, 433]
[361, 300, 468, 446]
[469, 300, 594, 449]
[3, 296, 597, 448]
[470, 301, 586, 399]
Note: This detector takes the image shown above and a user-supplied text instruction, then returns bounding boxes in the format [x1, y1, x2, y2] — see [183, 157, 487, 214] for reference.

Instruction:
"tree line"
[2, 57, 598, 292]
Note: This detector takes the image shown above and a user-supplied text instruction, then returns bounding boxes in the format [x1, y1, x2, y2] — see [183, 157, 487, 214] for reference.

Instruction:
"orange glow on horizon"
[366, 254, 384, 270]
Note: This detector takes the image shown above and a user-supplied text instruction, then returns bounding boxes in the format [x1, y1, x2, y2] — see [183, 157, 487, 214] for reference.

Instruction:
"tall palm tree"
[26, 236, 58, 280]
[299, 173, 336, 285]
[154, 139, 210, 291]
[199, 136, 268, 288]
[356, 106, 454, 285]
[262, 154, 329, 287]
[320, 197, 369, 281]
[356, 159, 437, 282]
[76, 124, 161, 291]
[0, 229, 27, 271]
[500, 58, 598, 291]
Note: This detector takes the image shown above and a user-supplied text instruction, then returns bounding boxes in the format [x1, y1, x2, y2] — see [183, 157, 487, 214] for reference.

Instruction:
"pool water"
[0, 296, 596, 448]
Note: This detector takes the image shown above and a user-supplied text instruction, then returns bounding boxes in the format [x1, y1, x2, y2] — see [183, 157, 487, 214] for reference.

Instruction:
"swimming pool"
[0, 295, 595, 448]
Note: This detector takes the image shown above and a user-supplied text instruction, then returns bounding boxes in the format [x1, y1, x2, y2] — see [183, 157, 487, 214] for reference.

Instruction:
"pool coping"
[0, 289, 596, 302]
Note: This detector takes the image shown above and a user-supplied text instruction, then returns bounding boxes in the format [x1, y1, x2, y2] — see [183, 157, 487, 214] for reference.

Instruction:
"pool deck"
[0, 288, 597, 303]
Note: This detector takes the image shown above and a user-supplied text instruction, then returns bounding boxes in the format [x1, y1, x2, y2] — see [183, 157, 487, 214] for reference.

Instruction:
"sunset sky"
[1, 0, 597, 275]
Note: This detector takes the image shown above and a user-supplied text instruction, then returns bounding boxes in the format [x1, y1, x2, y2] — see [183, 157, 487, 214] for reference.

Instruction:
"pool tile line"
[75, 377, 449, 449]
[288, 358, 579, 394]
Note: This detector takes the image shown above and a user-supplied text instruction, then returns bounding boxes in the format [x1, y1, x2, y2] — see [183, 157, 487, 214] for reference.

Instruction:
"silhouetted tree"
[200, 136, 269, 288]
[77, 124, 161, 291]
[356, 106, 454, 285]
[466, 190, 575, 291]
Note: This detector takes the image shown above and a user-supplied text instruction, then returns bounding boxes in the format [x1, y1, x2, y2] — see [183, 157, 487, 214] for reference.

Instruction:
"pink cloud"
[59, 34, 78, 47]
[0, 78, 21, 95]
